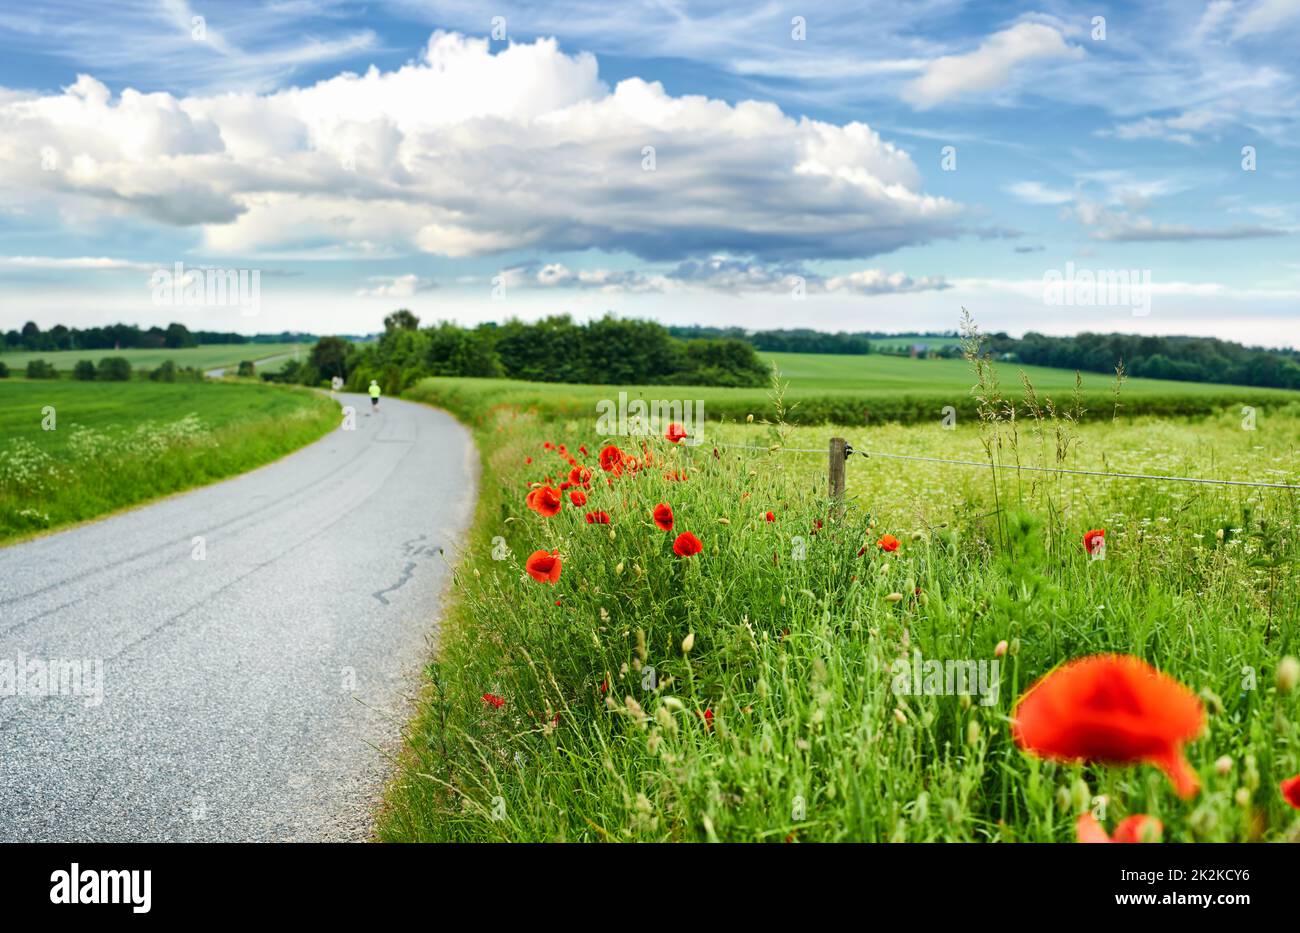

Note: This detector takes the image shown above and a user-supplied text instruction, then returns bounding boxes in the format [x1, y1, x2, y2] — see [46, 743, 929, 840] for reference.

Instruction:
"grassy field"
[0, 378, 337, 544]
[0, 342, 307, 374]
[377, 359, 1300, 842]
[412, 350, 1299, 427]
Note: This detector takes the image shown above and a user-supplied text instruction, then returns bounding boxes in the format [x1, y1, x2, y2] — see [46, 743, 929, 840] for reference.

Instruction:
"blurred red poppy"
[653, 503, 674, 531]
[765, 511, 775, 522]
[525, 549, 562, 584]
[1083, 528, 1106, 555]
[585, 511, 610, 524]
[482, 693, 505, 709]
[673, 531, 703, 557]
[665, 422, 688, 444]
[1076, 812, 1162, 843]
[569, 489, 587, 506]
[877, 534, 900, 552]
[1281, 773, 1300, 809]
[1012, 654, 1205, 798]
[569, 465, 592, 486]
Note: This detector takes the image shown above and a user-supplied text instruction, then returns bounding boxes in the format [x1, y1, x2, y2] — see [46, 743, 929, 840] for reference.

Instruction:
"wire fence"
[712, 441, 1300, 492]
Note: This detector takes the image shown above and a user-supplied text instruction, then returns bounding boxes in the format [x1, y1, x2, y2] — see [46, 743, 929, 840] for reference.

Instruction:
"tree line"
[668, 324, 1300, 390]
[270, 312, 770, 393]
[3, 321, 318, 352]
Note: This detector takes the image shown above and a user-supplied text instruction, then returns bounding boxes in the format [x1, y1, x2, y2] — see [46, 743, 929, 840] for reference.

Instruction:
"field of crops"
[379, 360, 1300, 842]
[415, 351, 1298, 427]
[0, 378, 337, 544]
[0, 342, 306, 374]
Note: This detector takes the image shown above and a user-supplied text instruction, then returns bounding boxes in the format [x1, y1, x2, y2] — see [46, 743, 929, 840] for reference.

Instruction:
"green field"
[406, 351, 1299, 427]
[0, 342, 307, 374]
[0, 378, 337, 544]
[380, 354, 1300, 843]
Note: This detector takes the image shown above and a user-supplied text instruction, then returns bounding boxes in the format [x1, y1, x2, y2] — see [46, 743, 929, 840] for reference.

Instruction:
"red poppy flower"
[579, 445, 589, 456]
[569, 465, 591, 486]
[1076, 812, 1162, 843]
[702, 708, 714, 730]
[569, 489, 587, 506]
[525, 549, 562, 584]
[1012, 654, 1205, 799]
[1281, 773, 1300, 809]
[543, 442, 553, 450]
[585, 511, 610, 524]
[665, 422, 688, 444]
[877, 534, 900, 552]
[526, 485, 562, 518]
[1083, 528, 1105, 555]
[482, 693, 505, 709]
[673, 531, 703, 557]
[524, 456, 532, 464]
[765, 511, 775, 522]
[599, 679, 608, 693]
[811, 518, 823, 535]
[664, 470, 688, 482]
[653, 503, 674, 531]
[599, 444, 625, 473]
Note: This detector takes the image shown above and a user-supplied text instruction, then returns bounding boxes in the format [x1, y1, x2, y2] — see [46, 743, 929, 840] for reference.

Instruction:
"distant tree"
[0, 360, 9, 378]
[164, 323, 196, 349]
[236, 360, 255, 377]
[308, 337, 352, 382]
[384, 309, 421, 332]
[73, 360, 97, 380]
[96, 357, 132, 381]
[25, 359, 58, 379]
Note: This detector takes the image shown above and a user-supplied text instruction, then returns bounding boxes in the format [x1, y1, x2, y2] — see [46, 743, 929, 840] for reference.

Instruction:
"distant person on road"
[369, 379, 381, 411]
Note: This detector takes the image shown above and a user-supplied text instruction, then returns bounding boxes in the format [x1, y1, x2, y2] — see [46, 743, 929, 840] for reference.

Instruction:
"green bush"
[73, 360, 97, 380]
[96, 357, 133, 381]
[25, 359, 59, 379]
[0, 360, 9, 378]
[236, 360, 255, 377]
[149, 360, 177, 382]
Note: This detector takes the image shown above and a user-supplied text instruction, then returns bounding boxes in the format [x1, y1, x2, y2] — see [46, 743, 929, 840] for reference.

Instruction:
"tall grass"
[0, 380, 337, 543]
[380, 362, 1300, 842]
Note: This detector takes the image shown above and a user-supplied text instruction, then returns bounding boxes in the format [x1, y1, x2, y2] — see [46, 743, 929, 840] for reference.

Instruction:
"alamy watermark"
[0, 653, 104, 707]
[890, 651, 1000, 706]
[1043, 262, 1151, 317]
[595, 391, 705, 445]
[151, 261, 261, 316]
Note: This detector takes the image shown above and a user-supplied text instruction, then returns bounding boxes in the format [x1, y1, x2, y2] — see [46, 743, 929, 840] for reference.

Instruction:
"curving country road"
[0, 392, 476, 841]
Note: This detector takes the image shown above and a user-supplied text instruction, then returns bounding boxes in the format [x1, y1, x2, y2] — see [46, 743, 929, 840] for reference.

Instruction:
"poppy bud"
[966, 721, 981, 745]
[1008, 637, 1021, 657]
[615, 562, 624, 574]
[1055, 786, 1072, 812]
[746, 414, 754, 423]
[681, 632, 695, 655]
[893, 708, 908, 724]
[1071, 778, 1091, 814]
[994, 639, 1008, 658]
[1277, 656, 1299, 694]
[1234, 787, 1251, 807]
[608, 529, 616, 541]
[1215, 755, 1233, 776]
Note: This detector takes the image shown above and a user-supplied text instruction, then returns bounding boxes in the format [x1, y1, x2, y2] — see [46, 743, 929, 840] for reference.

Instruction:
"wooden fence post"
[828, 436, 846, 508]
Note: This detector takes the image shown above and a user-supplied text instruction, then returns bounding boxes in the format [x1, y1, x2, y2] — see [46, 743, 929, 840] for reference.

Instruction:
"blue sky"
[1, 0, 1297, 344]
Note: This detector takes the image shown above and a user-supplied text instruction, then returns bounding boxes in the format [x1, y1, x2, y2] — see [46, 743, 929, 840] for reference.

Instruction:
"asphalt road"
[0, 392, 476, 841]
